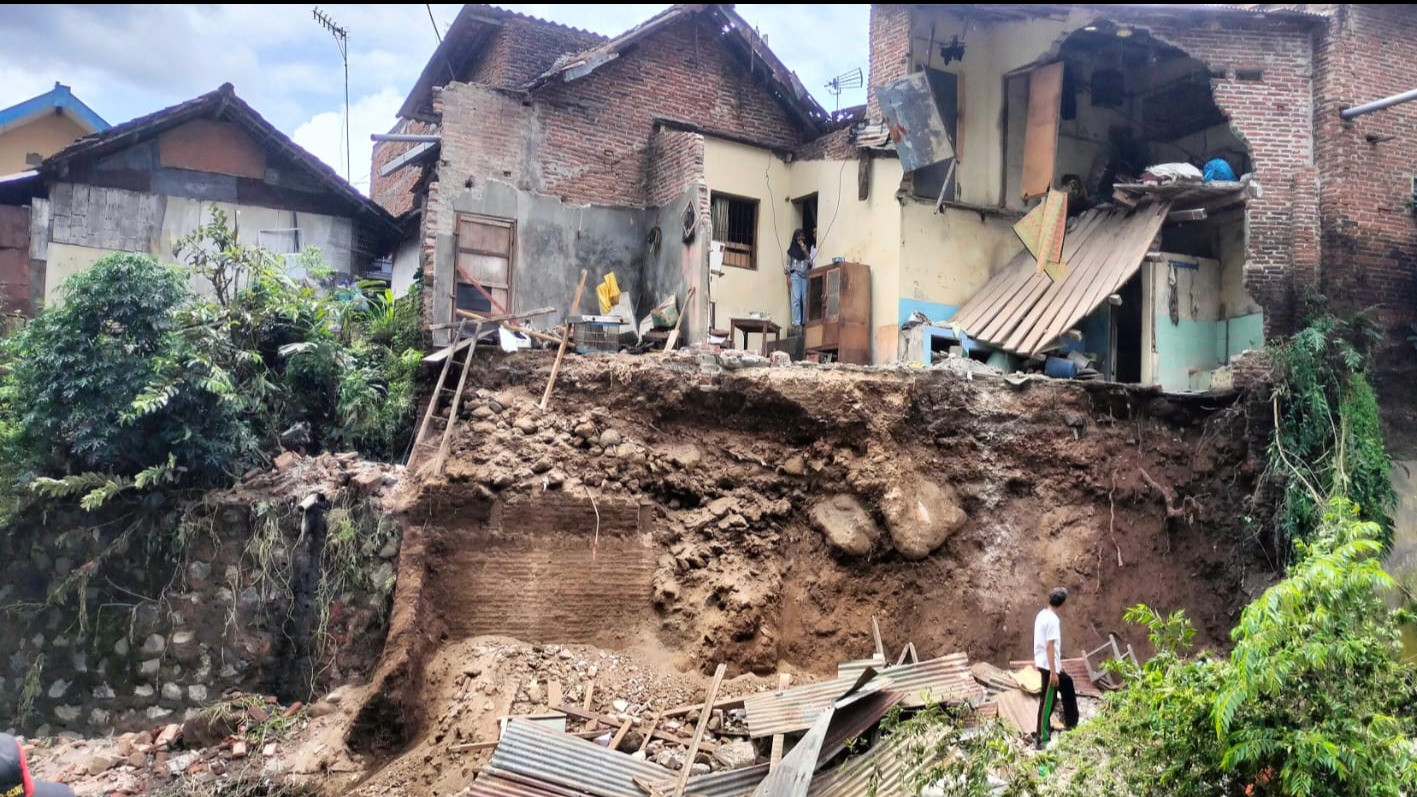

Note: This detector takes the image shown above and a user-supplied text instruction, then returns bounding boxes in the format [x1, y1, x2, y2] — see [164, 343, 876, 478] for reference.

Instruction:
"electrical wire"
[817, 159, 849, 252]
[764, 151, 784, 264]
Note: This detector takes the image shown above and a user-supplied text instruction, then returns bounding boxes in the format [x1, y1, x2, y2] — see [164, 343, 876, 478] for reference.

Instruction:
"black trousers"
[1036, 669, 1079, 739]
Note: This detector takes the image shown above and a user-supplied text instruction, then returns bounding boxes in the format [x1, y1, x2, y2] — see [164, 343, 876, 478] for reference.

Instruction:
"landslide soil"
[395, 351, 1275, 680]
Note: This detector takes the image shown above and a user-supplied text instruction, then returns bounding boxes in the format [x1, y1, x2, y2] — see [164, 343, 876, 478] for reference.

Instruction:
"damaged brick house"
[372, 3, 833, 346]
[380, 4, 1417, 389]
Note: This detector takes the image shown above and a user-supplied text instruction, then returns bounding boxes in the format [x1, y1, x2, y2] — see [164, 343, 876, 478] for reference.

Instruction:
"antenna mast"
[824, 67, 863, 113]
[313, 7, 351, 182]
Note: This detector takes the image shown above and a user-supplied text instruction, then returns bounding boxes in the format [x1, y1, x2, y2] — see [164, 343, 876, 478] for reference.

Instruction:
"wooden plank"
[609, 718, 634, 751]
[1034, 189, 1068, 276]
[582, 678, 597, 731]
[424, 308, 555, 364]
[637, 712, 661, 754]
[555, 704, 717, 753]
[870, 616, 884, 660]
[430, 322, 481, 476]
[456, 310, 563, 345]
[1020, 62, 1063, 201]
[663, 285, 695, 352]
[1031, 205, 1168, 354]
[1024, 205, 1168, 355]
[1002, 210, 1117, 352]
[967, 212, 1105, 342]
[407, 319, 466, 472]
[674, 664, 727, 797]
[539, 269, 589, 410]
[1004, 210, 1119, 352]
[768, 673, 791, 771]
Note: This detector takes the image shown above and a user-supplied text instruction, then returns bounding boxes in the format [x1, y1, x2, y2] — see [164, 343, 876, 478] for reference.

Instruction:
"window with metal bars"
[710, 192, 758, 270]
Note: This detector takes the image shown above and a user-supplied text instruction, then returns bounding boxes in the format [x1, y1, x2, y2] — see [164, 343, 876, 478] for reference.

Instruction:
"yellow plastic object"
[596, 273, 621, 314]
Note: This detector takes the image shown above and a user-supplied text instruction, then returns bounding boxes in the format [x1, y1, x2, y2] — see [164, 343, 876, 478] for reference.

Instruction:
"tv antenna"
[824, 67, 863, 112]
[312, 7, 350, 182]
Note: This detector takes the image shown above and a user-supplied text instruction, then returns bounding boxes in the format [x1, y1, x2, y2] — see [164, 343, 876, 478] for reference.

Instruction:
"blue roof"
[0, 83, 110, 135]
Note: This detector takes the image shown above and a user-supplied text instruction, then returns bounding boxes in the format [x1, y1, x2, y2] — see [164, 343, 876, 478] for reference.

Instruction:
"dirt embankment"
[352, 351, 1275, 758]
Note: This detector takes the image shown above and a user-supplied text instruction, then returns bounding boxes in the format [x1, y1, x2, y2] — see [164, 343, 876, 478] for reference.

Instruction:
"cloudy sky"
[0, 4, 869, 194]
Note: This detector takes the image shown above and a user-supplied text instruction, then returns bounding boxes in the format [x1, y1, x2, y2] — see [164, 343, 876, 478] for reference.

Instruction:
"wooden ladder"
[407, 320, 482, 476]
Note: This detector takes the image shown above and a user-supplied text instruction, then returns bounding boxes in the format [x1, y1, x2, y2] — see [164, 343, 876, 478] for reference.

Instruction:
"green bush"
[1269, 309, 1394, 550]
[0, 211, 423, 513]
[2, 253, 248, 488]
[1042, 500, 1417, 797]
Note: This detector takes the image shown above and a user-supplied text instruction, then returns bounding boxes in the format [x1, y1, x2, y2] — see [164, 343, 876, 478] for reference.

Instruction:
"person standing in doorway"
[1034, 587, 1079, 748]
[786, 228, 814, 333]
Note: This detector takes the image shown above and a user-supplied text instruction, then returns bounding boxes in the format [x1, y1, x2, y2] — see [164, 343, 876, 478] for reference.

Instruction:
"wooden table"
[730, 318, 782, 354]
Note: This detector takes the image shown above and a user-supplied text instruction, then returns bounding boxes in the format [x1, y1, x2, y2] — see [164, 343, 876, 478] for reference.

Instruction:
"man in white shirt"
[1033, 587, 1079, 748]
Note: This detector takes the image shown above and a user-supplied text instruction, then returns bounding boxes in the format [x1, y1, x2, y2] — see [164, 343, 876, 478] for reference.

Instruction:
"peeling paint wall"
[897, 204, 1022, 326]
[41, 183, 356, 306]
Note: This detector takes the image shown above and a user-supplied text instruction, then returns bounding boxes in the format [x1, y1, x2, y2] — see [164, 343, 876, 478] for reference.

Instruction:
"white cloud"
[292, 87, 404, 193]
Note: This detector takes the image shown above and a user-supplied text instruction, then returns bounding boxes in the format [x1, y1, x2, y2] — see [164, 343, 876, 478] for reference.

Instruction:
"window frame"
[709, 191, 760, 271]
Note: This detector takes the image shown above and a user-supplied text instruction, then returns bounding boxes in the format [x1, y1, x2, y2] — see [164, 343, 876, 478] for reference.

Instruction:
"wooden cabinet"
[804, 261, 871, 364]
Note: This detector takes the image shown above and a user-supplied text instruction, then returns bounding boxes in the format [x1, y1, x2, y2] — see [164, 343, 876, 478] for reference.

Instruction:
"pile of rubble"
[23, 690, 336, 797]
[457, 632, 1118, 797]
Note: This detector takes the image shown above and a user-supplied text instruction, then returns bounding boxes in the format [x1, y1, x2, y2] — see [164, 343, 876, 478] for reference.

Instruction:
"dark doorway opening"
[1113, 273, 1143, 384]
[793, 193, 819, 248]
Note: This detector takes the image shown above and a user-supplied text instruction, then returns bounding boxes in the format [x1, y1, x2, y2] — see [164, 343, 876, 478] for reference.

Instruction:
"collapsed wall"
[0, 455, 401, 737]
[353, 349, 1277, 751]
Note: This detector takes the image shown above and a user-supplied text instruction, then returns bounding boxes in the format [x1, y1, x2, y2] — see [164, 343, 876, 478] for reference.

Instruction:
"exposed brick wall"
[796, 127, 857, 162]
[370, 118, 436, 217]
[647, 127, 705, 209]
[1139, 15, 1320, 337]
[468, 17, 605, 89]
[529, 13, 808, 206]
[1313, 4, 1417, 328]
[868, 5, 912, 117]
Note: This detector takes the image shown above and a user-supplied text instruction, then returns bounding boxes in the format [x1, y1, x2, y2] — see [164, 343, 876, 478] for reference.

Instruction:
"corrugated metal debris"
[948, 203, 1172, 357]
[743, 653, 982, 738]
[459, 639, 1120, 797]
[485, 719, 672, 797]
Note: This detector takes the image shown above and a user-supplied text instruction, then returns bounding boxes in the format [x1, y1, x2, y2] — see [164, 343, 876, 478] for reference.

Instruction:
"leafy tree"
[1, 253, 248, 506]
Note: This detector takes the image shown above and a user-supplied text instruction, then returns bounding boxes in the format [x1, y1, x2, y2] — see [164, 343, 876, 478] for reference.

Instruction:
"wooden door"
[454, 215, 513, 316]
[1021, 62, 1064, 201]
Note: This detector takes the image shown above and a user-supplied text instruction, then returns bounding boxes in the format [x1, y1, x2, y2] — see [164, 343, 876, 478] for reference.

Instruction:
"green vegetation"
[0, 209, 422, 516]
[1269, 304, 1393, 550]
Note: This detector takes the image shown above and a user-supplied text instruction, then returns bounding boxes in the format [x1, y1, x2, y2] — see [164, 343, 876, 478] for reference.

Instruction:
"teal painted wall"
[899, 298, 958, 325]
[1156, 318, 1219, 391]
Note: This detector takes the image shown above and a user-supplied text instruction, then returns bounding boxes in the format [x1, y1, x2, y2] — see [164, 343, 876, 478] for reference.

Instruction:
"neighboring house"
[0, 83, 398, 316]
[0, 83, 109, 175]
[372, 4, 833, 345]
[380, 4, 1417, 390]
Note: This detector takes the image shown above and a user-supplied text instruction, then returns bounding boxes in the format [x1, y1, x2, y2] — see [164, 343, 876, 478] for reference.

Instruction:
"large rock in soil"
[881, 477, 966, 560]
[809, 494, 881, 556]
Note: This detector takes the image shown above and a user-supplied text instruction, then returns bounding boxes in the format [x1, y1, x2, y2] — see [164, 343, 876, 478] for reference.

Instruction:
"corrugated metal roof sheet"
[466, 773, 575, 797]
[949, 204, 1171, 357]
[744, 654, 981, 738]
[486, 718, 672, 797]
[653, 689, 905, 797]
[807, 733, 914, 797]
